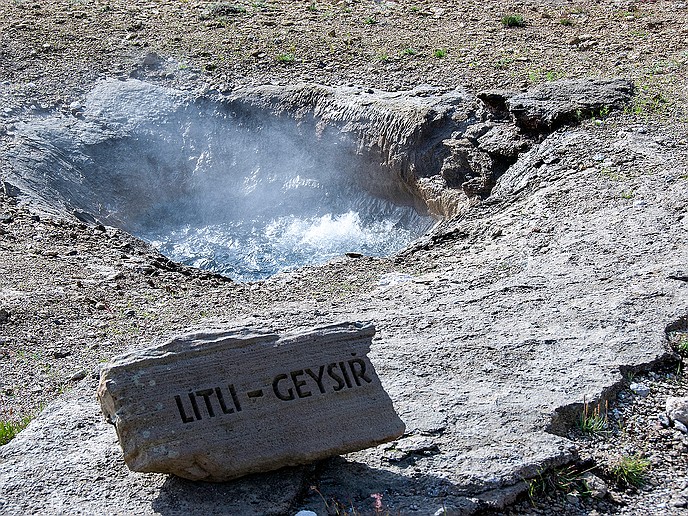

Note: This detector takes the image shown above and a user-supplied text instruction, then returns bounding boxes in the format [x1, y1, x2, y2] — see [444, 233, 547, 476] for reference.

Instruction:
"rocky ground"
[1, 0, 688, 514]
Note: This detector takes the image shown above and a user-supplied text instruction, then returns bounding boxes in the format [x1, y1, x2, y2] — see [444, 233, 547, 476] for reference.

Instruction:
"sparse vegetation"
[433, 48, 447, 58]
[588, 105, 612, 125]
[628, 86, 670, 116]
[501, 14, 525, 27]
[527, 464, 594, 504]
[610, 454, 650, 487]
[0, 415, 32, 445]
[527, 68, 564, 83]
[364, 16, 377, 25]
[676, 334, 688, 356]
[673, 334, 688, 355]
[402, 47, 417, 56]
[650, 59, 681, 76]
[493, 56, 514, 69]
[600, 167, 626, 181]
[559, 17, 574, 26]
[276, 52, 295, 64]
[578, 397, 609, 434]
[200, 2, 247, 19]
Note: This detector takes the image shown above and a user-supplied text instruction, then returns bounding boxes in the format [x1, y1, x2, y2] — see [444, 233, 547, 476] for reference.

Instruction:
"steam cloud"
[9, 80, 434, 281]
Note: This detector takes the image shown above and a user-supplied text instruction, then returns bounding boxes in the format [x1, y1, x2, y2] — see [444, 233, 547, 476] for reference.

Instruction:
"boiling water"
[145, 202, 433, 282]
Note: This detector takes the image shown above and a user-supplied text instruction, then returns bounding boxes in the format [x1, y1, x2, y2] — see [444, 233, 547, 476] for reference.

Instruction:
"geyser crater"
[8, 80, 447, 281]
[3, 78, 636, 281]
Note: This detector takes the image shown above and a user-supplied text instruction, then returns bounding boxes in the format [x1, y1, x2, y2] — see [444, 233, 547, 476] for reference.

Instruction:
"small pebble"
[69, 369, 87, 382]
[674, 420, 688, 434]
[630, 382, 650, 397]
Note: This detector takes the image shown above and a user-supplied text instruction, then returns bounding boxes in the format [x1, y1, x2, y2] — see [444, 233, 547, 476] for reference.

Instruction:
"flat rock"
[97, 321, 404, 481]
[506, 78, 634, 130]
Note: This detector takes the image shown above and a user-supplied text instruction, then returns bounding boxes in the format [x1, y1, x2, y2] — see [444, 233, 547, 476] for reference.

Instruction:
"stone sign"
[97, 321, 405, 481]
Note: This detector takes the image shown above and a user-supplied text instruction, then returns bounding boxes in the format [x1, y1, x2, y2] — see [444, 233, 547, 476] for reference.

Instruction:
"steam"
[10, 80, 434, 281]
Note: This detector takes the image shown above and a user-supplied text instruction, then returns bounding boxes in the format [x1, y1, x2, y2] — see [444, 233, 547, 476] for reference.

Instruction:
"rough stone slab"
[505, 78, 634, 130]
[97, 321, 405, 481]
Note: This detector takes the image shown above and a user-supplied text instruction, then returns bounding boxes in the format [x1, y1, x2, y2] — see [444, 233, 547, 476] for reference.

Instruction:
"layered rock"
[97, 322, 404, 481]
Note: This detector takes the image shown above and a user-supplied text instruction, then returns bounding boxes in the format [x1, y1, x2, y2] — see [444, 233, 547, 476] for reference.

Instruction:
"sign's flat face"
[97, 322, 405, 481]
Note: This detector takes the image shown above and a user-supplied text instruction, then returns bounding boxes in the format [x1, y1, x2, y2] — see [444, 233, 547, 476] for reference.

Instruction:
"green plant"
[611, 454, 650, 487]
[402, 47, 417, 56]
[433, 48, 447, 58]
[615, 9, 639, 19]
[628, 89, 670, 116]
[620, 190, 634, 199]
[364, 16, 377, 25]
[203, 3, 247, 18]
[493, 56, 514, 69]
[675, 334, 688, 355]
[276, 52, 295, 64]
[578, 397, 608, 434]
[650, 59, 680, 76]
[551, 464, 592, 494]
[527, 470, 546, 503]
[600, 167, 626, 181]
[526, 464, 594, 505]
[376, 51, 389, 62]
[559, 17, 574, 26]
[319, 8, 334, 20]
[0, 415, 31, 445]
[501, 14, 525, 27]
[527, 68, 564, 83]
